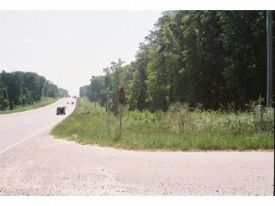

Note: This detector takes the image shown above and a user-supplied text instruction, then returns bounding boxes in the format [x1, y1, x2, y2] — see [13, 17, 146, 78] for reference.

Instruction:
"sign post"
[91, 91, 97, 110]
[100, 88, 113, 133]
[118, 87, 126, 138]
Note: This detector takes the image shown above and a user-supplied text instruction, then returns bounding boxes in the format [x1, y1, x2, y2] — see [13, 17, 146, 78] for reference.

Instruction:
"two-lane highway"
[0, 98, 75, 153]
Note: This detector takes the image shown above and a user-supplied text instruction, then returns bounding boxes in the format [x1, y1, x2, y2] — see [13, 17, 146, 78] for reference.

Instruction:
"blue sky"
[0, 11, 163, 95]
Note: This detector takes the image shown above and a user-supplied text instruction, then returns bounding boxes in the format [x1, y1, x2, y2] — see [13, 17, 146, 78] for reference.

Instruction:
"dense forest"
[80, 10, 274, 112]
[0, 71, 69, 110]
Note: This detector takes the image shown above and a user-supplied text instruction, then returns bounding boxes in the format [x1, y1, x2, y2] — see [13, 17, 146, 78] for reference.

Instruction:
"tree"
[80, 11, 272, 112]
[218, 11, 267, 109]
[0, 70, 68, 110]
[127, 43, 150, 110]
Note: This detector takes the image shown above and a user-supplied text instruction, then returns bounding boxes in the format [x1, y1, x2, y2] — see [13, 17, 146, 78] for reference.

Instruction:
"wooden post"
[100, 88, 113, 134]
[118, 87, 125, 138]
[119, 102, 122, 138]
[107, 89, 109, 133]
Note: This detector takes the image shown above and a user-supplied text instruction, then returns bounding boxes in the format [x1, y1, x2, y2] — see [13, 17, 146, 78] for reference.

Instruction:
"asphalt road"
[0, 98, 75, 153]
[0, 99, 273, 195]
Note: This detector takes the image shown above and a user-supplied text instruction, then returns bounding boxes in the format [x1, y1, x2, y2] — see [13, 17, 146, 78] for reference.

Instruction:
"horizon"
[0, 10, 163, 96]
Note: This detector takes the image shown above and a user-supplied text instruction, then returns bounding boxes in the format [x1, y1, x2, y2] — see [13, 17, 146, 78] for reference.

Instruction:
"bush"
[164, 102, 274, 135]
[0, 98, 9, 110]
[165, 102, 194, 133]
[52, 98, 274, 150]
[122, 102, 274, 136]
[123, 110, 165, 129]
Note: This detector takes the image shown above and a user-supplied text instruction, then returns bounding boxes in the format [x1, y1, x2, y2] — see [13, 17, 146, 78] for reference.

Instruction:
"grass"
[51, 97, 274, 151]
[0, 97, 57, 114]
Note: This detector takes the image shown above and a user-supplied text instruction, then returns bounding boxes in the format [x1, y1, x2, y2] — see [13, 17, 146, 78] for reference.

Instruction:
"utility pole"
[57, 73, 60, 88]
[266, 11, 273, 107]
[57, 73, 61, 97]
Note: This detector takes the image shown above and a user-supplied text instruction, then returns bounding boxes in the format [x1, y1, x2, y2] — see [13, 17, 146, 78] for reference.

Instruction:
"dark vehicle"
[56, 107, 66, 115]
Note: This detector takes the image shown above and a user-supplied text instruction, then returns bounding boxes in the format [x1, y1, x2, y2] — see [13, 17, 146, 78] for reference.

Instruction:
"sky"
[0, 11, 163, 96]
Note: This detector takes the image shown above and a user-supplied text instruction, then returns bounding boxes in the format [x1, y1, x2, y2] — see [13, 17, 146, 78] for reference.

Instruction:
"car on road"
[56, 107, 66, 115]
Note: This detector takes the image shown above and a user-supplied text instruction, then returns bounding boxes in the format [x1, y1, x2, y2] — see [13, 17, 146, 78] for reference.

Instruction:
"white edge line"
[0, 123, 57, 154]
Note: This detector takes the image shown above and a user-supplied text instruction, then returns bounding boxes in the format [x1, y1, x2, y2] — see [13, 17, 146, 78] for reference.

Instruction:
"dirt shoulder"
[0, 131, 273, 195]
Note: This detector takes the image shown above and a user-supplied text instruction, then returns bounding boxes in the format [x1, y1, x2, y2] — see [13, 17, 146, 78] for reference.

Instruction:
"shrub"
[164, 102, 274, 135]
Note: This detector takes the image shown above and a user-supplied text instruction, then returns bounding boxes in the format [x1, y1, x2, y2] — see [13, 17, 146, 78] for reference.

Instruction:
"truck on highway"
[56, 107, 66, 115]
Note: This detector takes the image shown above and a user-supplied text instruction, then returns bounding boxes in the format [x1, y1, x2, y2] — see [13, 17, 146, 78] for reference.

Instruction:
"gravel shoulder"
[0, 130, 273, 195]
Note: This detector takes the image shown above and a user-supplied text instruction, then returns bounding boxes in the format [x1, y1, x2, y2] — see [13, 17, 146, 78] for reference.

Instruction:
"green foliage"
[52, 98, 274, 150]
[217, 11, 267, 109]
[110, 58, 124, 115]
[80, 11, 272, 112]
[0, 70, 68, 111]
[0, 88, 9, 110]
[0, 97, 56, 114]
[81, 59, 134, 114]
[127, 44, 149, 111]
[164, 102, 274, 135]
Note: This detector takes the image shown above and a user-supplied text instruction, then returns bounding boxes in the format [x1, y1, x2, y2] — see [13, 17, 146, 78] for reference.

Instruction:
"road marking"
[0, 122, 57, 155]
[0, 101, 76, 155]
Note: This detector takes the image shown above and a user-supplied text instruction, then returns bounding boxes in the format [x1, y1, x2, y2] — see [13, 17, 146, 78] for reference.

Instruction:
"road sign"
[100, 88, 114, 133]
[118, 87, 126, 104]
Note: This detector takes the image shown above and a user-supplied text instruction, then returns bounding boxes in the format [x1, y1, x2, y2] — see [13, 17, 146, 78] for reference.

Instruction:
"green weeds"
[51, 98, 274, 150]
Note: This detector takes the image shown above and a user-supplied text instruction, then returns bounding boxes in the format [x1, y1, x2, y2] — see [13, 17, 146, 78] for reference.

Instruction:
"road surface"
[0, 98, 75, 153]
[0, 99, 273, 195]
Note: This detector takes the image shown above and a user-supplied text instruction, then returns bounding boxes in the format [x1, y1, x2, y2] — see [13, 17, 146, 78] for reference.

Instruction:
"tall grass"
[51, 98, 274, 150]
[123, 102, 273, 135]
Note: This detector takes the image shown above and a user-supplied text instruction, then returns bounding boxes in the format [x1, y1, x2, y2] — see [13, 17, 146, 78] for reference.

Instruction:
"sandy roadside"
[0, 132, 273, 195]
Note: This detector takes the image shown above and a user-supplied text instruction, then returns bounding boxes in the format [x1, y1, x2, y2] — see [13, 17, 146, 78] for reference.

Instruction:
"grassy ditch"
[51, 97, 274, 150]
[0, 97, 57, 114]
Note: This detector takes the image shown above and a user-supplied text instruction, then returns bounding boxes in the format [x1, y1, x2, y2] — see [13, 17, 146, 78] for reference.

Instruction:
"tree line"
[80, 11, 274, 113]
[0, 70, 69, 110]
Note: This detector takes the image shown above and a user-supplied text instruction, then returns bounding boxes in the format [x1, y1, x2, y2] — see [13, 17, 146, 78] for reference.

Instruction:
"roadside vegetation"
[51, 98, 274, 150]
[0, 71, 69, 112]
[54, 11, 274, 151]
[0, 97, 57, 114]
[80, 11, 272, 113]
